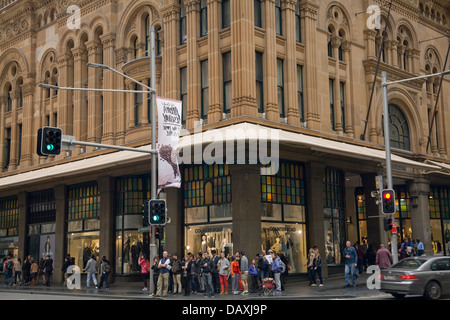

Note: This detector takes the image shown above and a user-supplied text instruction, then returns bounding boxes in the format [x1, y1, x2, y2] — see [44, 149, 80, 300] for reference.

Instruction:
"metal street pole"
[381, 71, 397, 264]
[149, 25, 158, 295]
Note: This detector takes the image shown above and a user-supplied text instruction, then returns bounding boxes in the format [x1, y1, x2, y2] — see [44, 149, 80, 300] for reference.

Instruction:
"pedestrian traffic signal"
[149, 199, 166, 225]
[142, 199, 150, 226]
[37, 127, 62, 156]
[381, 189, 395, 215]
[383, 218, 393, 231]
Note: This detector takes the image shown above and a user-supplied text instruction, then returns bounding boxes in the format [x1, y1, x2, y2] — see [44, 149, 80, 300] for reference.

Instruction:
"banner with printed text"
[157, 97, 182, 194]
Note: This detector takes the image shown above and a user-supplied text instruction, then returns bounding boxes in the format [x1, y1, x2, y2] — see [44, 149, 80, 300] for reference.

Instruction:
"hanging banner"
[157, 97, 182, 193]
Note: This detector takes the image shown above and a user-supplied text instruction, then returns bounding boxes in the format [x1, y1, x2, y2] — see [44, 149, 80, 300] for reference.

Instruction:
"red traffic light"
[381, 189, 395, 215]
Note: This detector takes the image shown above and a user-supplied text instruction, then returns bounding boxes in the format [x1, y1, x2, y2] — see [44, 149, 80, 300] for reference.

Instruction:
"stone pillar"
[342, 40, 354, 137]
[331, 36, 343, 134]
[300, 0, 320, 130]
[230, 0, 258, 118]
[98, 177, 115, 275]
[87, 40, 103, 148]
[17, 192, 27, 262]
[54, 185, 67, 283]
[20, 81, 35, 168]
[408, 177, 432, 256]
[184, 0, 201, 128]
[263, 0, 279, 121]
[361, 173, 387, 249]
[161, 2, 181, 100]
[284, 0, 301, 126]
[56, 53, 74, 137]
[165, 187, 182, 255]
[100, 33, 116, 145]
[305, 161, 327, 276]
[230, 165, 261, 259]
[0, 98, 5, 169]
[8, 90, 18, 170]
[207, 0, 222, 123]
[71, 47, 88, 155]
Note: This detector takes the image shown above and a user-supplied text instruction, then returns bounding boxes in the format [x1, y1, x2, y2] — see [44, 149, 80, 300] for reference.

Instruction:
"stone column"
[165, 187, 182, 255]
[263, 0, 279, 121]
[87, 40, 103, 148]
[0, 98, 5, 169]
[408, 177, 432, 256]
[230, 0, 258, 118]
[100, 33, 116, 145]
[8, 90, 18, 170]
[71, 46, 88, 155]
[17, 192, 27, 263]
[284, 0, 301, 126]
[342, 40, 354, 137]
[56, 53, 74, 136]
[331, 36, 343, 134]
[300, 0, 320, 130]
[98, 177, 115, 277]
[20, 81, 35, 168]
[305, 161, 327, 276]
[184, 0, 201, 128]
[230, 165, 261, 259]
[161, 2, 181, 100]
[54, 185, 67, 283]
[207, 0, 222, 123]
[361, 173, 387, 249]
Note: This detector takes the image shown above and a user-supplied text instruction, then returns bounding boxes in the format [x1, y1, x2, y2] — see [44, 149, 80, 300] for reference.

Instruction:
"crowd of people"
[139, 249, 290, 298]
[3, 255, 54, 287]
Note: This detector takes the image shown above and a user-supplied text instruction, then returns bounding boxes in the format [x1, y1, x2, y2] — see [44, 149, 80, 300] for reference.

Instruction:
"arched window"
[387, 104, 410, 151]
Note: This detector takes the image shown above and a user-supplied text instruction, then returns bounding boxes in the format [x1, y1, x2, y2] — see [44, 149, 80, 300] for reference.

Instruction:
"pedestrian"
[230, 255, 241, 295]
[149, 256, 160, 297]
[196, 252, 205, 293]
[138, 253, 150, 291]
[30, 258, 39, 286]
[240, 250, 249, 295]
[62, 254, 71, 287]
[249, 259, 259, 293]
[258, 253, 269, 287]
[202, 252, 215, 298]
[343, 241, 358, 287]
[182, 254, 193, 296]
[270, 251, 282, 294]
[190, 254, 199, 294]
[83, 254, 98, 289]
[171, 253, 182, 294]
[43, 255, 53, 287]
[98, 256, 111, 290]
[311, 246, 323, 287]
[154, 251, 171, 297]
[416, 239, 424, 256]
[3, 256, 13, 286]
[355, 242, 364, 276]
[376, 244, 392, 269]
[366, 244, 376, 266]
[22, 255, 31, 286]
[211, 249, 220, 294]
[279, 251, 288, 291]
[13, 257, 22, 286]
[218, 252, 230, 295]
[37, 257, 46, 285]
[234, 251, 242, 291]
[305, 248, 315, 286]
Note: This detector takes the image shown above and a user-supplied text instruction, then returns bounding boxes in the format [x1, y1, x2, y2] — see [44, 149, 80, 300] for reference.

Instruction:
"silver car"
[380, 256, 450, 300]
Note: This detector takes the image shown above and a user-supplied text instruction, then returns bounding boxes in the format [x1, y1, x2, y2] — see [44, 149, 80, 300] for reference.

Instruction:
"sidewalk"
[0, 272, 386, 300]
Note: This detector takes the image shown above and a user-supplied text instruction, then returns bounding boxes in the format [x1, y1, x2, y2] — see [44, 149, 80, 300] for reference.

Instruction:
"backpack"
[279, 260, 286, 273]
[104, 262, 111, 273]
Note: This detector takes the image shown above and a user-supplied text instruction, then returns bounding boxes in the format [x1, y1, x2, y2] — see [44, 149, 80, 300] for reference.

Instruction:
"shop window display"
[185, 224, 233, 258]
[0, 197, 19, 264]
[67, 231, 100, 270]
[261, 222, 307, 273]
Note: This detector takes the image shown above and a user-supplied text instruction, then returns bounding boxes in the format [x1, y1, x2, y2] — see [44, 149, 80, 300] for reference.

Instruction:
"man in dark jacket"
[201, 252, 215, 297]
[22, 255, 31, 286]
[43, 255, 53, 287]
[62, 254, 71, 287]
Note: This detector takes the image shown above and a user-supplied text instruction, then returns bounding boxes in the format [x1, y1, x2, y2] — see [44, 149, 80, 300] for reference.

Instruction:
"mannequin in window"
[271, 237, 282, 253]
[83, 243, 92, 269]
[201, 235, 208, 253]
[131, 240, 140, 271]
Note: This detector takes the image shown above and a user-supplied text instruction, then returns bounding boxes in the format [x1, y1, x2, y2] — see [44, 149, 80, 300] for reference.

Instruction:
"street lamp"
[381, 69, 450, 263]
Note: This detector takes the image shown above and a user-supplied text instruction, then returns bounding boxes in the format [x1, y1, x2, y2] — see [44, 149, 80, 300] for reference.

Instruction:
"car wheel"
[391, 293, 406, 299]
[424, 281, 441, 300]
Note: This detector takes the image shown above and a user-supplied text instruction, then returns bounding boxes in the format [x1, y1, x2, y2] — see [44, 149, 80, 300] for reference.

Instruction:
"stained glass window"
[323, 168, 345, 212]
[355, 188, 366, 220]
[261, 161, 305, 205]
[67, 183, 100, 221]
[429, 186, 450, 220]
[395, 185, 410, 219]
[116, 176, 151, 215]
[183, 164, 231, 208]
[28, 190, 56, 224]
[0, 197, 19, 230]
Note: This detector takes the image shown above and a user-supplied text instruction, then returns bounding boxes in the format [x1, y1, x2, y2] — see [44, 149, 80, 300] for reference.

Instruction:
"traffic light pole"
[381, 71, 398, 264]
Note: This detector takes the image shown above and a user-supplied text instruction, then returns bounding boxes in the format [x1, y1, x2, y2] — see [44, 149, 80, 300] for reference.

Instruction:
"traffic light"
[37, 127, 62, 156]
[142, 199, 150, 226]
[383, 218, 393, 231]
[149, 199, 166, 225]
[381, 189, 395, 215]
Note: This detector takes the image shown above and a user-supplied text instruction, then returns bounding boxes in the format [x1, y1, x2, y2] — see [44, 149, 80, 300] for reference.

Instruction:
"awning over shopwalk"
[0, 122, 441, 191]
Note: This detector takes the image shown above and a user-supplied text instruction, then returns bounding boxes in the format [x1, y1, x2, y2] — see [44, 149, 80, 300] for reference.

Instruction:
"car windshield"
[391, 258, 426, 269]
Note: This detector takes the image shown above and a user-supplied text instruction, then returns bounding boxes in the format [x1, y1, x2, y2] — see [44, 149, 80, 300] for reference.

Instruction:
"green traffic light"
[46, 144, 54, 151]
[152, 215, 160, 222]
